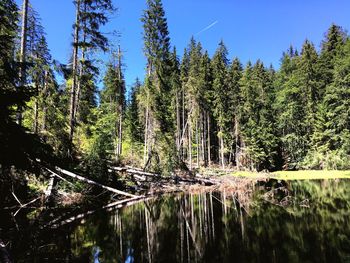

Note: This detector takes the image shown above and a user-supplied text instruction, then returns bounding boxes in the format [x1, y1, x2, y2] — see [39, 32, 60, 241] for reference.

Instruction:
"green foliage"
[239, 61, 277, 170]
[126, 78, 143, 144]
[2, 0, 350, 190]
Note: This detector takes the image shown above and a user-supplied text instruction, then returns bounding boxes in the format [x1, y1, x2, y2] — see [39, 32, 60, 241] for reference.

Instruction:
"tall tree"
[239, 61, 277, 170]
[141, 0, 175, 172]
[310, 39, 350, 169]
[211, 40, 230, 169]
[69, 0, 114, 145]
[126, 78, 143, 146]
[17, 0, 29, 125]
[228, 58, 243, 168]
[100, 48, 126, 162]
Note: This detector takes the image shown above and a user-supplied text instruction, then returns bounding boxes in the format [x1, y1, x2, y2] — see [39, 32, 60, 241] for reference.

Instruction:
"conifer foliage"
[1, 0, 350, 182]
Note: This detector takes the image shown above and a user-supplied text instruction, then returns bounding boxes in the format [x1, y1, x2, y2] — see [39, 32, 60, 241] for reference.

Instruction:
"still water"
[2, 179, 350, 262]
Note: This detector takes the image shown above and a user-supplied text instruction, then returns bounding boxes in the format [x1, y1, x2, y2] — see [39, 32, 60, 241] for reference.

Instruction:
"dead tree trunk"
[207, 113, 211, 166]
[55, 167, 138, 198]
[234, 115, 240, 169]
[33, 92, 39, 133]
[17, 0, 29, 126]
[219, 126, 225, 169]
[176, 88, 181, 156]
[41, 71, 48, 132]
[69, 0, 81, 144]
[116, 45, 123, 158]
[144, 63, 152, 166]
[188, 118, 192, 171]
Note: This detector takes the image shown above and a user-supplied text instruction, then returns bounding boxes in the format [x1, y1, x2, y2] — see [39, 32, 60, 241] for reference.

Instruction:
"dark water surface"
[1, 179, 350, 262]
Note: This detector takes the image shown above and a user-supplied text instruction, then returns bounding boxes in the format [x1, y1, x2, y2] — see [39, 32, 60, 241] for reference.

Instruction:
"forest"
[1, 0, 350, 207]
[1, 0, 350, 262]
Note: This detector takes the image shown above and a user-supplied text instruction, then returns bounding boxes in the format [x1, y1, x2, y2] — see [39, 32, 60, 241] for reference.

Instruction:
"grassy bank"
[231, 170, 350, 180]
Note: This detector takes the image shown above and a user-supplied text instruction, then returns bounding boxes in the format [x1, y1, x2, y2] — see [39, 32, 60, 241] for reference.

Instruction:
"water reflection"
[2, 179, 350, 262]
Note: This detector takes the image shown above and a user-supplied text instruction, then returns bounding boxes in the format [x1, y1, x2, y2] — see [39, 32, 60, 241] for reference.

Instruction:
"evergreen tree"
[141, 0, 175, 173]
[308, 39, 350, 169]
[240, 61, 277, 170]
[319, 24, 347, 89]
[69, 0, 114, 144]
[211, 40, 230, 168]
[169, 47, 182, 155]
[126, 78, 143, 145]
[228, 58, 243, 168]
[297, 40, 321, 131]
[99, 50, 126, 161]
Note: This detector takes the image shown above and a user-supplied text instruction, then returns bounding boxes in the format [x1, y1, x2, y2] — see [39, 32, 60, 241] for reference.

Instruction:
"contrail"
[195, 20, 218, 36]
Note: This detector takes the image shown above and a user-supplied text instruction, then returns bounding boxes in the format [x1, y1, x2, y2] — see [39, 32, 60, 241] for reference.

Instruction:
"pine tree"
[297, 40, 321, 132]
[69, 0, 114, 144]
[228, 58, 243, 168]
[141, 0, 175, 173]
[240, 61, 277, 170]
[0, 0, 20, 118]
[126, 78, 143, 145]
[309, 39, 350, 169]
[17, 0, 29, 125]
[100, 49, 126, 161]
[169, 47, 182, 156]
[185, 38, 203, 169]
[306, 25, 348, 168]
[211, 40, 230, 169]
[319, 24, 347, 89]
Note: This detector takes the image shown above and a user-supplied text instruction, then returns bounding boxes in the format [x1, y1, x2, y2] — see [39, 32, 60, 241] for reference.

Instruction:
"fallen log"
[111, 166, 219, 187]
[55, 167, 137, 198]
[110, 166, 161, 178]
[44, 167, 75, 186]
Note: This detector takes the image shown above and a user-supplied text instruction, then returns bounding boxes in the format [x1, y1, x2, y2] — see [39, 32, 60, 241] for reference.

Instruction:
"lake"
[1, 179, 350, 262]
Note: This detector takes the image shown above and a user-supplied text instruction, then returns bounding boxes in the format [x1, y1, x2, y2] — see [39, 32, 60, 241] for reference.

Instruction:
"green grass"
[271, 170, 350, 180]
[230, 170, 350, 180]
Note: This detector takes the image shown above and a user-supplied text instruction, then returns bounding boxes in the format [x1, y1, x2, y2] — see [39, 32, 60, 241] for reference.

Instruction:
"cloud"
[195, 20, 219, 36]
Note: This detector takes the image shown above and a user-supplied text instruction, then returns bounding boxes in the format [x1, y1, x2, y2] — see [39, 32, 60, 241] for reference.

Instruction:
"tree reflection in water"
[2, 179, 350, 262]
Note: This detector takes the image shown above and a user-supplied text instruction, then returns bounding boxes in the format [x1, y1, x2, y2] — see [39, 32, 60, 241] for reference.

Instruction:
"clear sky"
[16, 0, 350, 90]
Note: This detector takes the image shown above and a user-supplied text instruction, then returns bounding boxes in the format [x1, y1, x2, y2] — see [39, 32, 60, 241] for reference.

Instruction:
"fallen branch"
[44, 167, 75, 186]
[110, 166, 161, 178]
[55, 167, 137, 198]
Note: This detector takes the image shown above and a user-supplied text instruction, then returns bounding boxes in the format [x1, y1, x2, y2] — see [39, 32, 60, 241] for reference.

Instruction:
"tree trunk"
[17, 0, 29, 126]
[34, 92, 38, 133]
[55, 167, 137, 198]
[182, 85, 185, 158]
[144, 64, 151, 166]
[201, 112, 205, 165]
[207, 113, 211, 166]
[203, 111, 208, 167]
[220, 126, 225, 169]
[196, 119, 199, 167]
[176, 88, 181, 156]
[188, 119, 192, 171]
[234, 115, 240, 170]
[41, 71, 48, 132]
[69, 0, 81, 144]
[144, 98, 149, 166]
[117, 46, 123, 157]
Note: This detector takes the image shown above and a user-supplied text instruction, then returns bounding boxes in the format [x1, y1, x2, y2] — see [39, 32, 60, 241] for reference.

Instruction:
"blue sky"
[16, 0, 350, 90]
